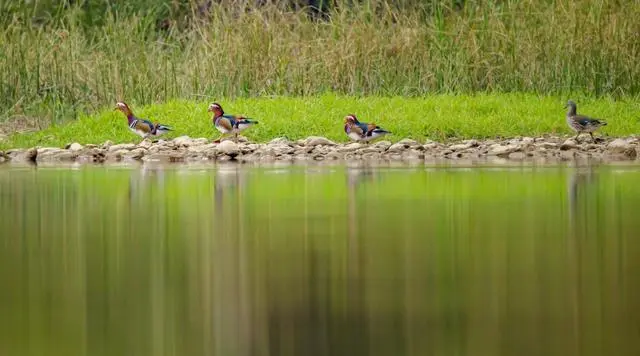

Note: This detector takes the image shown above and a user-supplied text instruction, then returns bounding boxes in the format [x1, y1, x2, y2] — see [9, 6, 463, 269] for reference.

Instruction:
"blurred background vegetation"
[0, 0, 638, 127]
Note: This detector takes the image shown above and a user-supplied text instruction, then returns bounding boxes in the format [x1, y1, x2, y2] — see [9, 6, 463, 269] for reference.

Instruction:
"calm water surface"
[1, 163, 639, 356]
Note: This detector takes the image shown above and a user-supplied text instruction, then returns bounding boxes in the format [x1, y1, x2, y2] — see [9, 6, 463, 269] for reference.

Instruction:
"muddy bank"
[1, 135, 639, 165]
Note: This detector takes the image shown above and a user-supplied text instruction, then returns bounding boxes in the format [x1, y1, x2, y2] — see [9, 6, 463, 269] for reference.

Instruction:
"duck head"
[344, 114, 358, 125]
[564, 100, 577, 114]
[208, 102, 224, 117]
[114, 101, 133, 116]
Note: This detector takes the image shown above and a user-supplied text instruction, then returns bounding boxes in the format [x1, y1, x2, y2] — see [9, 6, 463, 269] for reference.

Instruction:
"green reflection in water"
[1, 164, 639, 356]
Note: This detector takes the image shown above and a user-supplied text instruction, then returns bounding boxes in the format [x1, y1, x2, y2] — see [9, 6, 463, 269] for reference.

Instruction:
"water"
[1, 163, 640, 356]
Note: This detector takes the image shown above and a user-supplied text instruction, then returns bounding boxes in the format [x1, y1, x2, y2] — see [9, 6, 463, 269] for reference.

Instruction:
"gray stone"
[302, 136, 336, 147]
[172, 135, 194, 147]
[269, 144, 295, 156]
[138, 139, 153, 149]
[65, 142, 83, 151]
[108, 143, 136, 152]
[508, 151, 526, 160]
[450, 139, 479, 151]
[606, 138, 637, 159]
[7, 148, 38, 162]
[268, 137, 293, 146]
[36, 148, 77, 162]
[396, 138, 421, 147]
[326, 151, 345, 160]
[188, 143, 217, 154]
[607, 138, 635, 153]
[402, 149, 424, 160]
[373, 140, 392, 150]
[387, 143, 407, 153]
[560, 139, 578, 151]
[217, 140, 240, 157]
[122, 148, 146, 160]
[488, 144, 519, 156]
[338, 143, 363, 152]
[521, 137, 535, 145]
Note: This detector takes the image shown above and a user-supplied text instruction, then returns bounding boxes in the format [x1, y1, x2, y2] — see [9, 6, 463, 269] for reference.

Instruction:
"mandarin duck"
[208, 102, 259, 143]
[114, 102, 173, 142]
[565, 100, 607, 142]
[344, 114, 391, 143]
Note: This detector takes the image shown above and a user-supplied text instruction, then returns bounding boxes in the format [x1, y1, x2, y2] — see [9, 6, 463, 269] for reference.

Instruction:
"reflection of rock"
[2, 135, 638, 165]
[214, 165, 246, 208]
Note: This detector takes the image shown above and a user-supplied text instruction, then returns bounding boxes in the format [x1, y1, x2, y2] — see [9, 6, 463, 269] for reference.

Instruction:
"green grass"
[1, 0, 640, 126]
[2, 93, 639, 149]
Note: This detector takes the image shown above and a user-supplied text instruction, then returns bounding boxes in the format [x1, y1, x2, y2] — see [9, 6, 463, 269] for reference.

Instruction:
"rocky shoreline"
[1, 135, 639, 165]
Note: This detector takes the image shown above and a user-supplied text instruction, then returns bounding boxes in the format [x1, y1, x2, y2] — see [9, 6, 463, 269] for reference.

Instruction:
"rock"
[326, 151, 345, 160]
[188, 143, 217, 154]
[560, 139, 578, 151]
[172, 135, 194, 147]
[521, 137, 535, 145]
[217, 140, 240, 157]
[373, 141, 392, 151]
[607, 138, 635, 153]
[402, 149, 424, 160]
[301, 136, 336, 147]
[508, 151, 526, 160]
[396, 138, 421, 147]
[221, 135, 248, 143]
[450, 139, 479, 151]
[606, 138, 637, 159]
[64, 142, 83, 151]
[108, 143, 136, 152]
[271, 144, 295, 156]
[36, 148, 77, 162]
[138, 139, 153, 149]
[7, 148, 38, 162]
[122, 148, 146, 160]
[488, 144, 519, 156]
[338, 143, 363, 152]
[387, 143, 407, 153]
[76, 148, 107, 164]
[268, 137, 293, 146]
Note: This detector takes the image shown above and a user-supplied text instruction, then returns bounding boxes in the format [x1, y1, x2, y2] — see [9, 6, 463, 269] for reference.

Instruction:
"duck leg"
[234, 132, 238, 143]
[213, 133, 227, 143]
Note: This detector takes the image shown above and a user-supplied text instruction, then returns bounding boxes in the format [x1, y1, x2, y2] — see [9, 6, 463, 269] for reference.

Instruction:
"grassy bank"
[2, 93, 638, 148]
[1, 0, 639, 127]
